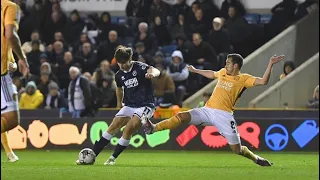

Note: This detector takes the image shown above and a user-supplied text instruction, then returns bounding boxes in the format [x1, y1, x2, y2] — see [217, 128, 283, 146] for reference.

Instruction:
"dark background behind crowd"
[12, 0, 319, 114]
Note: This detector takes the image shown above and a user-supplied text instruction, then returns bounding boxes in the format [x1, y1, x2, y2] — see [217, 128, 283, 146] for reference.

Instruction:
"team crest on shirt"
[141, 65, 146, 70]
[132, 70, 137, 76]
[234, 76, 240, 81]
[121, 76, 125, 80]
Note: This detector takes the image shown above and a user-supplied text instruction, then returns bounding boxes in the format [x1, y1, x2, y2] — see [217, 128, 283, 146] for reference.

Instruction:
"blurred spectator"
[68, 66, 93, 118]
[18, 9, 34, 44]
[74, 42, 98, 74]
[167, 50, 189, 107]
[307, 85, 319, 109]
[220, 0, 246, 20]
[194, 0, 220, 24]
[197, 92, 211, 107]
[188, 9, 211, 38]
[26, 40, 42, 75]
[171, 0, 190, 24]
[72, 33, 93, 54]
[188, 1, 201, 23]
[54, 32, 70, 51]
[83, 72, 93, 83]
[148, 0, 171, 25]
[39, 53, 49, 65]
[97, 30, 120, 63]
[92, 60, 115, 88]
[37, 72, 51, 97]
[19, 81, 44, 109]
[134, 22, 158, 55]
[191, 33, 218, 71]
[224, 5, 251, 56]
[22, 71, 40, 87]
[42, 11, 67, 45]
[58, 52, 74, 91]
[29, 0, 46, 34]
[133, 42, 154, 65]
[154, 51, 169, 67]
[176, 34, 194, 64]
[126, 0, 151, 25]
[295, 0, 319, 21]
[12, 77, 25, 99]
[171, 14, 187, 39]
[267, 0, 298, 39]
[40, 62, 59, 84]
[47, 41, 65, 66]
[83, 71, 101, 114]
[22, 31, 45, 53]
[64, 10, 85, 46]
[43, 81, 66, 109]
[208, 17, 231, 55]
[97, 12, 118, 42]
[152, 63, 176, 106]
[153, 16, 172, 46]
[279, 61, 296, 80]
[99, 77, 117, 108]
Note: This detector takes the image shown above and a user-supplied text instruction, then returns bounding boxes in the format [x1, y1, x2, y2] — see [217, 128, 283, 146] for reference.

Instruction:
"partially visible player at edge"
[143, 54, 285, 166]
[76, 46, 160, 165]
[1, 0, 29, 162]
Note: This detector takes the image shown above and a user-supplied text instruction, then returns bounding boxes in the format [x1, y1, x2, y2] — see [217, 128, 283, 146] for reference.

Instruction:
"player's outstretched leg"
[1, 132, 19, 162]
[230, 144, 272, 166]
[143, 112, 191, 134]
[1, 111, 20, 133]
[76, 117, 129, 165]
[104, 115, 142, 165]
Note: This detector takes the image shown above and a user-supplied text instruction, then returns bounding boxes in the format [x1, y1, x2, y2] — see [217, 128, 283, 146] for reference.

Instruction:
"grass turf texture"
[1, 150, 319, 180]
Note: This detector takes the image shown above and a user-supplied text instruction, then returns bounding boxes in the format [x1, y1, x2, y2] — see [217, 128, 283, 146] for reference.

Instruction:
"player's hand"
[8, 62, 17, 72]
[18, 59, 29, 77]
[145, 73, 154, 79]
[187, 65, 197, 73]
[269, 55, 285, 65]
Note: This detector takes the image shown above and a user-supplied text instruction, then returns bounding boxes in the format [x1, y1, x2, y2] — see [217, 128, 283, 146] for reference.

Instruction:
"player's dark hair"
[114, 47, 132, 64]
[227, 54, 243, 69]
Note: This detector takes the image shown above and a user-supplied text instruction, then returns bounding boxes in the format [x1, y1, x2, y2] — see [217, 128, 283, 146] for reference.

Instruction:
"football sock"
[1, 117, 8, 133]
[1, 132, 12, 154]
[155, 116, 182, 132]
[240, 146, 258, 162]
[93, 132, 113, 156]
[112, 137, 129, 159]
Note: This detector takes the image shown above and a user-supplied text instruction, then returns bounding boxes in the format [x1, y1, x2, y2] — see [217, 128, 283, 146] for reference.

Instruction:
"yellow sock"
[1, 132, 12, 154]
[240, 146, 258, 162]
[155, 116, 182, 132]
[1, 117, 7, 133]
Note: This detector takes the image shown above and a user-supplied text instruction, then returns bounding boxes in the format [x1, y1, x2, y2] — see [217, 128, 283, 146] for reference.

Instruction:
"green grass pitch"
[1, 150, 319, 180]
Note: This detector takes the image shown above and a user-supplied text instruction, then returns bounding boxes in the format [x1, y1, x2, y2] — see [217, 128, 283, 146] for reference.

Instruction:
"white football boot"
[104, 156, 116, 166]
[7, 152, 19, 163]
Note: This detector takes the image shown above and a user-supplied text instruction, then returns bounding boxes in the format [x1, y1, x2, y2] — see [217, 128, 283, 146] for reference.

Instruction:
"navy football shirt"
[115, 61, 155, 108]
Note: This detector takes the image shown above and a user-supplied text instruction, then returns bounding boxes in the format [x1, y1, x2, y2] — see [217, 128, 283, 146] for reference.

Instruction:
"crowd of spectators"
[11, 0, 319, 113]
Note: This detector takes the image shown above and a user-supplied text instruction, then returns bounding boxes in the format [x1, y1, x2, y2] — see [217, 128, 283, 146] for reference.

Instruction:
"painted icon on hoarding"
[265, 124, 289, 151]
[292, 120, 319, 148]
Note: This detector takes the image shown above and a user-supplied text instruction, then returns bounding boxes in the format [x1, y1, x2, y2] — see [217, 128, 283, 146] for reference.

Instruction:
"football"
[78, 148, 96, 165]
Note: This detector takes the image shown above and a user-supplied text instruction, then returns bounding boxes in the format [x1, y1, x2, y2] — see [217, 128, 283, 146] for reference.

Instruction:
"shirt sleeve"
[4, 4, 20, 30]
[137, 62, 150, 74]
[244, 74, 257, 88]
[115, 73, 122, 88]
[214, 68, 225, 79]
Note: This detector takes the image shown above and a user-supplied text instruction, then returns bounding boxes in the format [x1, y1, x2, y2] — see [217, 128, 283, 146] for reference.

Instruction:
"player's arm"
[4, 5, 26, 62]
[187, 65, 217, 79]
[145, 66, 160, 79]
[116, 87, 124, 108]
[253, 55, 285, 86]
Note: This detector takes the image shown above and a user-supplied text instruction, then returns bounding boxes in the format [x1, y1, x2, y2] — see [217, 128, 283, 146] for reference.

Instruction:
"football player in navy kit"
[76, 46, 160, 165]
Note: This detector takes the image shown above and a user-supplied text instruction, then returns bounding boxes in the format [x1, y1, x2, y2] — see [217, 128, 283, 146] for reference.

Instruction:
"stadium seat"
[244, 13, 260, 24]
[111, 16, 118, 24]
[118, 16, 126, 24]
[260, 14, 273, 24]
[161, 45, 177, 56]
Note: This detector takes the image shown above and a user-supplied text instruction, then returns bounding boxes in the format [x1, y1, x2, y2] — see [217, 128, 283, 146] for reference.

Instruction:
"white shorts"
[115, 106, 155, 120]
[189, 107, 241, 145]
[1, 74, 19, 115]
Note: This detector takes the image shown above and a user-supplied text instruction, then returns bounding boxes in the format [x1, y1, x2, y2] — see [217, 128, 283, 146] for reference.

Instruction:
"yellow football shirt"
[205, 68, 257, 113]
[1, 0, 20, 75]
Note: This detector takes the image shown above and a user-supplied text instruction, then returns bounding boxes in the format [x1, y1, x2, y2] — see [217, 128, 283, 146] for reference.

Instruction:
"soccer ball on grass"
[78, 148, 96, 165]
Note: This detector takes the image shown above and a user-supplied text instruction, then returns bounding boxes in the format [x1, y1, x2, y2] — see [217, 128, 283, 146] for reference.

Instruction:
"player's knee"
[176, 112, 191, 123]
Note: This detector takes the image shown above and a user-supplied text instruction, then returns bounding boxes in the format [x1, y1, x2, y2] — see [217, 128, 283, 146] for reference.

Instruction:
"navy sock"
[112, 144, 128, 159]
[93, 137, 110, 156]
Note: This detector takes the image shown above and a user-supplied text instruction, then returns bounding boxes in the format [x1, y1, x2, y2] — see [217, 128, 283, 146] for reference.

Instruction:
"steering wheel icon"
[265, 124, 289, 151]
